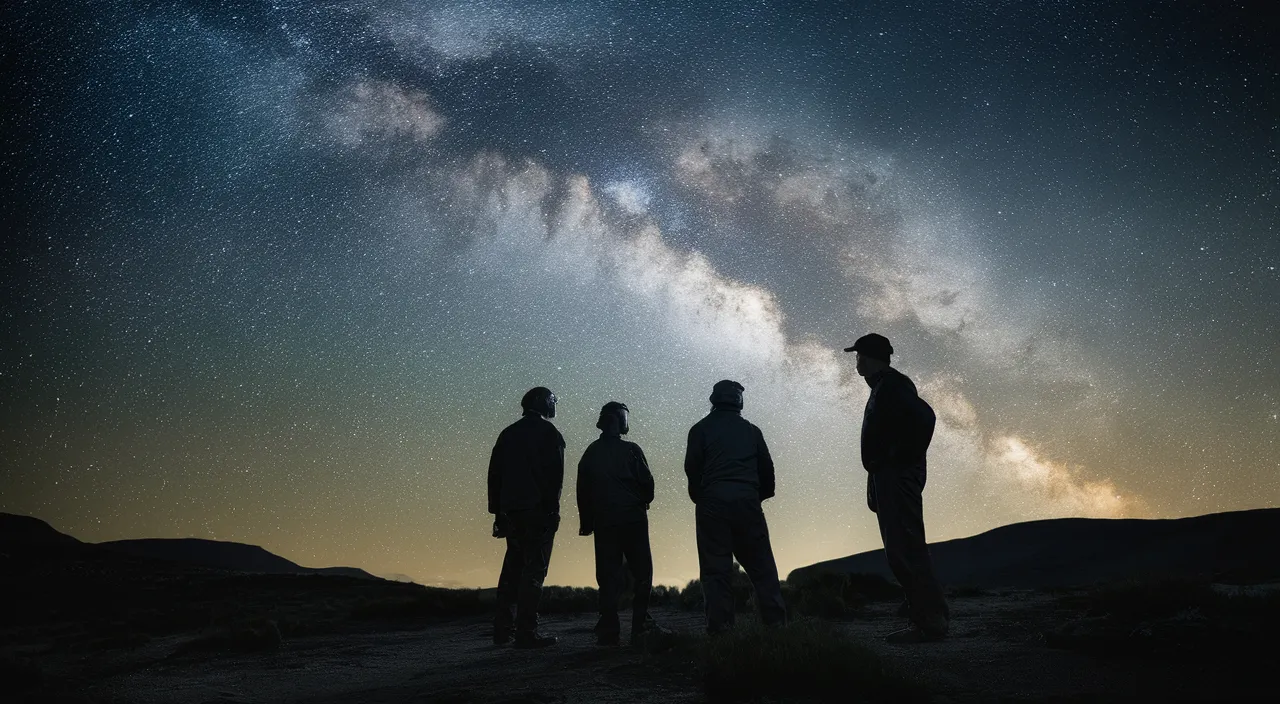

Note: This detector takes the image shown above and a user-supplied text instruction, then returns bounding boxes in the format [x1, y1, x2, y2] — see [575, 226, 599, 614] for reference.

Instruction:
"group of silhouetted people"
[486, 333, 949, 649]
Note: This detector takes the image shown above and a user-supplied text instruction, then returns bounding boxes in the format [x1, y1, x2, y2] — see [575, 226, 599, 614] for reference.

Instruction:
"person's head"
[520, 387, 557, 419]
[596, 401, 629, 435]
[844, 333, 893, 377]
[709, 379, 745, 411]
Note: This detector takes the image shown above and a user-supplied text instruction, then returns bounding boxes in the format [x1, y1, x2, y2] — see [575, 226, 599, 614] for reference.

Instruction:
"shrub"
[698, 619, 926, 703]
[538, 586, 597, 614]
[784, 572, 902, 619]
[679, 579, 704, 611]
[1046, 579, 1280, 661]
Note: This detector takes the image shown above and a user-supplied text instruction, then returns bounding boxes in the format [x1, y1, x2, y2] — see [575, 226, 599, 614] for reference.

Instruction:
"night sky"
[3, 0, 1276, 588]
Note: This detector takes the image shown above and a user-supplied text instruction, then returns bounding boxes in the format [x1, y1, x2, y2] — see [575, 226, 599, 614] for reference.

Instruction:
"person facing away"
[576, 401, 670, 646]
[844, 333, 950, 643]
[487, 386, 565, 649]
[684, 380, 787, 634]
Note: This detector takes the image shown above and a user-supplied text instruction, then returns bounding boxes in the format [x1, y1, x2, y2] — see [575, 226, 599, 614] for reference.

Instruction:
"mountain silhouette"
[789, 507, 1280, 588]
[100, 538, 379, 580]
[0, 513, 81, 546]
[0, 512, 378, 580]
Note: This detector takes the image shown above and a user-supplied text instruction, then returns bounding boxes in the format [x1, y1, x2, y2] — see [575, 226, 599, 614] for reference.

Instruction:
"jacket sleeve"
[633, 444, 656, 506]
[755, 426, 776, 501]
[576, 450, 593, 535]
[487, 438, 502, 515]
[546, 428, 566, 513]
[684, 424, 704, 504]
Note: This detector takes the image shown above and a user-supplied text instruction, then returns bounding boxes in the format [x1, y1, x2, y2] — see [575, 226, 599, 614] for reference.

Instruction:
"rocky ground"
[11, 587, 1274, 703]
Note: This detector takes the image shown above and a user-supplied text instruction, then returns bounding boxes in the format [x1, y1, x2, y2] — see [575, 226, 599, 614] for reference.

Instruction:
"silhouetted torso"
[685, 409, 775, 502]
[861, 367, 930, 471]
[488, 413, 566, 515]
[577, 433, 654, 530]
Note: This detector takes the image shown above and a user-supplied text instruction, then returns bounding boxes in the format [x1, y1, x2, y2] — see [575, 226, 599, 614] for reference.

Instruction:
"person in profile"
[576, 401, 669, 646]
[684, 380, 787, 634]
[487, 386, 565, 649]
[845, 333, 949, 643]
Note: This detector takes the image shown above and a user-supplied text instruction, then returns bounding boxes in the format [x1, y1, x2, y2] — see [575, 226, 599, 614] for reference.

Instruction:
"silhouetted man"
[845, 333, 949, 643]
[576, 401, 669, 646]
[685, 380, 787, 634]
[488, 386, 565, 648]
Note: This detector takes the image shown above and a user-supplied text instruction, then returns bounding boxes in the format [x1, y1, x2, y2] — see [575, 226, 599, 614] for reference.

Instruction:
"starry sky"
[3, 0, 1277, 588]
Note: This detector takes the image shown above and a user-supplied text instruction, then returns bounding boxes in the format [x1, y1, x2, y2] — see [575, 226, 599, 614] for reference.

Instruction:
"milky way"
[3, 0, 1276, 587]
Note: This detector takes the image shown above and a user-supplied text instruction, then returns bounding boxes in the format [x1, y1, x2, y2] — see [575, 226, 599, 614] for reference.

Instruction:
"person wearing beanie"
[576, 401, 669, 646]
[844, 334, 949, 643]
[684, 380, 787, 634]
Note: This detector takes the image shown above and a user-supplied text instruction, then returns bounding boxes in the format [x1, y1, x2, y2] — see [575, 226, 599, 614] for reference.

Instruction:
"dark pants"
[494, 510, 559, 635]
[695, 496, 787, 634]
[868, 463, 949, 634]
[593, 518, 653, 636]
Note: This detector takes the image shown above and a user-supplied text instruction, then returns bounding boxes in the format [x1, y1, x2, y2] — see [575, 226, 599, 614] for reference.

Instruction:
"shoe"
[513, 631, 558, 649]
[597, 631, 621, 647]
[896, 599, 911, 618]
[883, 626, 945, 644]
[493, 630, 511, 646]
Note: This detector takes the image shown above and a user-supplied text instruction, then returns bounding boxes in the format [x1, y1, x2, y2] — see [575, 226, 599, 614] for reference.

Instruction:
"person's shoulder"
[547, 422, 566, 445]
[580, 437, 604, 458]
[888, 367, 918, 394]
[623, 439, 645, 454]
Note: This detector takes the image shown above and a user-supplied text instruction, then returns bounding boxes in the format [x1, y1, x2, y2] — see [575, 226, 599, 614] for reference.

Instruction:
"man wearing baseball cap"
[845, 334, 950, 643]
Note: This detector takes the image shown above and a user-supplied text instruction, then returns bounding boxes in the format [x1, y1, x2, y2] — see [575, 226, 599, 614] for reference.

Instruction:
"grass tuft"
[697, 619, 926, 703]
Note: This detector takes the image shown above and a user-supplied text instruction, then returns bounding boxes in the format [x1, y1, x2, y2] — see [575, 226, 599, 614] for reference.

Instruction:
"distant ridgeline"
[0, 513, 379, 580]
[788, 508, 1280, 588]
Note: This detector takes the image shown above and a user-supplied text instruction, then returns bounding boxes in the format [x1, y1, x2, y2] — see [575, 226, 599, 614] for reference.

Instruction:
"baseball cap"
[843, 333, 893, 361]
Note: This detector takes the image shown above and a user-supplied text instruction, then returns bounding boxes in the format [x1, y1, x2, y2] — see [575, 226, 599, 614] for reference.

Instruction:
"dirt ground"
[45, 592, 1272, 703]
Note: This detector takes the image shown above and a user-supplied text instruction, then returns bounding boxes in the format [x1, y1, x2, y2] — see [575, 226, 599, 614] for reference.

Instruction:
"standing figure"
[684, 380, 787, 634]
[845, 333, 949, 643]
[576, 401, 669, 646]
[488, 386, 565, 648]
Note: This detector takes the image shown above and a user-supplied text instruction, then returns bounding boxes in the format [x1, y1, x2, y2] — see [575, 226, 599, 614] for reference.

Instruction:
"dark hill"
[0, 512, 82, 546]
[99, 538, 379, 580]
[788, 507, 1280, 588]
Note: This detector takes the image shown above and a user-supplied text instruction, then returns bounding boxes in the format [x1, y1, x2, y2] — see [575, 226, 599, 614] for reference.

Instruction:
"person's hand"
[492, 514, 509, 539]
[579, 527, 593, 537]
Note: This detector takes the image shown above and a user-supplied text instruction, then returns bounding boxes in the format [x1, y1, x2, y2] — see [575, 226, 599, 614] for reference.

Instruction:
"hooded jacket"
[575, 431, 654, 535]
[487, 412, 566, 515]
[684, 408, 775, 504]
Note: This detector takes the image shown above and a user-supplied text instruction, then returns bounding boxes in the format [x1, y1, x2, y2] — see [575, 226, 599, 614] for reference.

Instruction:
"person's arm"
[684, 424, 704, 504]
[756, 426, 776, 501]
[547, 428, 566, 512]
[487, 438, 502, 515]
[633, 444, 655, 506]
[577, 450, 594, 536]
[880, 378, 914, 465]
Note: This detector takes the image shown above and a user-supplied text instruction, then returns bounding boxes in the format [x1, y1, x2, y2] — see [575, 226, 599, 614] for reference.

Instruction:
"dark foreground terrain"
[5, 573, 1278, 702]
[4, 512, 1278, 702]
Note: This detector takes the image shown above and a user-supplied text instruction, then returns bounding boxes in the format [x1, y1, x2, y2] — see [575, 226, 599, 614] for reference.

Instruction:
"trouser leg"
[494, 536, 522, 634]
[594, 526, 624, 637]
[619, 519, 653, 632]
[730, 499, 787, 627]
[695, 500, 735, 634]
[875, 466, 949, 634]
[513, 511, 558, 634]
